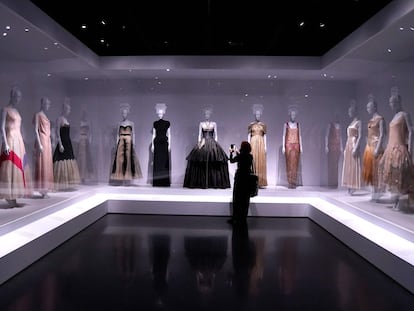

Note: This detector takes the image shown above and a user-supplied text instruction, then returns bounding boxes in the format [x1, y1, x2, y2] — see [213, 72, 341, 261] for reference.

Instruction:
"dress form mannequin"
[77, 109, 94, 183]
[248, 104, 267, 188]
[110, 103, 142, 184]
[53, 98, 80, 190]
[183, 106, 230, 189]
[282, 106, 303, 189]
[362, 95, 385, 201]
[325, 113, 343, 188]
[341, 102, 362, 195]
[380, 93, 413, 210]
[0, 87, 30, 207]
[151, 103, 171, 187]
[34, 97, 54, 197]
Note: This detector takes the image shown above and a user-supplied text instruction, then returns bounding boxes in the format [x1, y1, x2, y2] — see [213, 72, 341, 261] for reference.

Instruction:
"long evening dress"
[0, 107, 31, 199]
[53, 124, 80, 190]
[284, 122, 301, 188]
[327, 122, 341, 188]
[248, 121, 267, 187]
[380, 112, 413, 194]
[76, 122, 94, 182]
[152, 119, 171, 187]
[341, 119, 361, 189]
[33, 112, 54, 192]
[111, 125, 142, 181]
[183, 124, 230, 189]
[362, 115, 384, 187]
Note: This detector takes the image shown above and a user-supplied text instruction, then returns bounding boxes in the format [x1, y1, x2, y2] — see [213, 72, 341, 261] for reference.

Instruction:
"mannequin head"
[9, 87, 22, 106]
[155, 103, 167, 119]
[203, 106, 213, 120]
[120, 103, 130, 120]
[366, 95, 377, 115]
[62, 97, 71, 116]
[288, 105, 298, 121]
[348, 100, 357, 118]
[40, 97, 51, 111]
[389, 95, 402, 112]
[252, 104, 263, 121]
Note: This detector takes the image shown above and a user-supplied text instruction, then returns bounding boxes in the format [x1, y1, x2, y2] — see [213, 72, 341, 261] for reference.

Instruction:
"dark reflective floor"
[1, 215, 413, 311]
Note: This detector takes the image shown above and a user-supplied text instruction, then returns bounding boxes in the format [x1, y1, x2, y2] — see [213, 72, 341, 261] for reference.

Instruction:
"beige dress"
[33, 112, 54, 192]
[362, 115, 384, 187]
[284, 122, 301, 188]
[380, 112, 413, 194]
[248, 121, 267, 187]
[0, 107, 31, 199]
[341, 119, 361, 189]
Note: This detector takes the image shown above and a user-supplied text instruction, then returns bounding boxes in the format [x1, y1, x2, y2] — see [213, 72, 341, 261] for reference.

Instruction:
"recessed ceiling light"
[122, 25, 126, 30]
[5, 26, 11, 30]
[54, 42, 59, 46]
[319, 23, 325, 28]
[322, 73, 327, 77]
[399, 27, 404, 31]
[81, 24, 87, 29]
[273, 75, 277, 79]
[47, 73, 51, 77]
[101, 20, 106, 25]
[128, 69, 133, 72]
[84, 77, 89, 80]
[387, 48, 392, 53]
[299, 21, 305, 27]
[166, 68, 170, 72]
[267, 74, 271, 78]
[304, 94, 309, 98]
[2, 32, 7, 37]
[410, 27, 414, 31]
[157, 81, 162, 85]
[245, 93, 248, 97]
[24, 28, 29, 32]
[43, 47, 48, 50]
[100, 39, 105, 43]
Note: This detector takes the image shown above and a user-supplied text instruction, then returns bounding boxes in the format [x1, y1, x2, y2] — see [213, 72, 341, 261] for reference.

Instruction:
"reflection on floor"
[0, 215, 413, 311]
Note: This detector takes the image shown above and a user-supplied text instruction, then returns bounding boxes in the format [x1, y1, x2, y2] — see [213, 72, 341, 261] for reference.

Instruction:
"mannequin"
[341, 101, 362, 195]
[380, 92, 413, 210]
[110, 103, 142, 184]
[34, 97, 54, 197]
[325, 113, 343, 188]
[282, 106, 303, 189]
[0, 87, 30, 206]
[151, 103, 171, 187]
[53, 98, 80, 190]
[362, 95, 385, 201]
[248, 104, 267, 188]
[183, 106, 230, 189]
[76, 109, 94, 183]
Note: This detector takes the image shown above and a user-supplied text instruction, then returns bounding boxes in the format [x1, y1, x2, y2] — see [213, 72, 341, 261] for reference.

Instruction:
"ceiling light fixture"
[101, 20, 106, 25]
[319, 23, 325, 28]
[100, 39, 105, 43]
[24, 28, 29, 32]
[5, 26, 11, 30]
[84, 77, 89, 80]
[43, 47, 48, 50]
[399, 27, 404, 31]
[2, 32, 7, 37]
[299, 21, 305, 27]
[166, 68, 170, 72]
[410, 27, 414, 31]
[387, 48, 392, 53]
[81, 24, 87, 29]
[47, 73, 51, 77]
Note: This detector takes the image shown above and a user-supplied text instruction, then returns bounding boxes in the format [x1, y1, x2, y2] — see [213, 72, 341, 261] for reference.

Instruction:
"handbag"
[249, 161, 259, 197]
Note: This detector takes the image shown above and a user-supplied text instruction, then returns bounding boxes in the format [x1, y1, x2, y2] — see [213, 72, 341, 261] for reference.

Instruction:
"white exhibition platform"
[0, 184, 413, 294]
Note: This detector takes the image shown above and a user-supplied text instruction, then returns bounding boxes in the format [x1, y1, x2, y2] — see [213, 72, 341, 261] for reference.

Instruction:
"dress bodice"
[153, 119, 170, 137]
[388, 113, 408, 146]
[202, 128, 215, 139]
[4, 107, 21, 136]
[367, 115, 383, 147]
[285, 122, 299, 144]
[119, 125, 132, 136]
[248, 121, 266, 136]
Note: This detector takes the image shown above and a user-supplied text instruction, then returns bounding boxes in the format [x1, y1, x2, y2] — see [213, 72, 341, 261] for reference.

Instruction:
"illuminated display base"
[0, 185, 413, 294]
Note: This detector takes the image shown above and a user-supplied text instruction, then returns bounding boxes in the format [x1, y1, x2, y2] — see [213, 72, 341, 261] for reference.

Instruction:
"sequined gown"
[153, 119, 171, 187]
[362, 115, 384, 186]
[284, 122, 301, 188]
[111, 125, 142, 181]
[380, 112, 413, 194]
[248, 121, 267, 187]
[0, 107, 31, 199]
[341, 119, 361, 189]
[183, 124, 230, 189]
[33, 112, 54, 192]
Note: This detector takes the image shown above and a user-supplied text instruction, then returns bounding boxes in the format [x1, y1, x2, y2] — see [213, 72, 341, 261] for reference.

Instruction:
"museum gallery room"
[0, 0, 414, 310]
